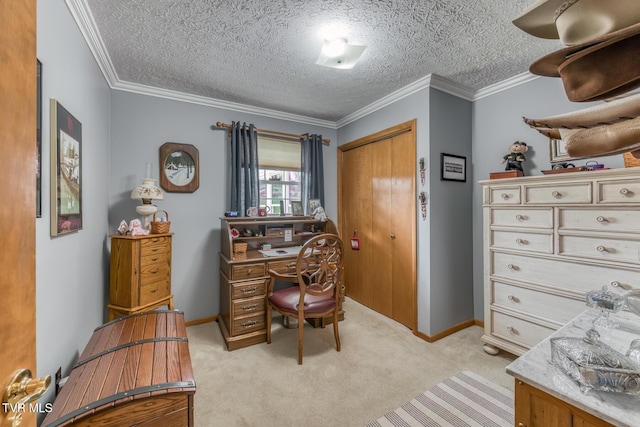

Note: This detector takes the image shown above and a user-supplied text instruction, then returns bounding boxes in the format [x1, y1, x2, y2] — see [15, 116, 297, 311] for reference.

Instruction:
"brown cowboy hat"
[513, 0, 640, 46]
[528, 22, 640, 102]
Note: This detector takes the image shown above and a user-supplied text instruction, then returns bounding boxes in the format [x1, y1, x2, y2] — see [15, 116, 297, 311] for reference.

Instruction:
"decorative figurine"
[117, 219, 129, 235]
[501, 141, 528, 174]
[129, 218, 148, 236]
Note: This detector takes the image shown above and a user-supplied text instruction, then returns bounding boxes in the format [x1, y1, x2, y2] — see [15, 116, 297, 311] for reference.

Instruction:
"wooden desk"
[42, 311, 195, 427]
[218, 217, 342, 350]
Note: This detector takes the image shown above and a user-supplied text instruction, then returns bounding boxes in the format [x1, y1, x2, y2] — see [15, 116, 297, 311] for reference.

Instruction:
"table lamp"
[131, 164, 164, 229]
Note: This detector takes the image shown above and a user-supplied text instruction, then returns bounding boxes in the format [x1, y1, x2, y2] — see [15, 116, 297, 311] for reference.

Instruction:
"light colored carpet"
[366, 370, 514, 427]
[187, 298, 516, 427]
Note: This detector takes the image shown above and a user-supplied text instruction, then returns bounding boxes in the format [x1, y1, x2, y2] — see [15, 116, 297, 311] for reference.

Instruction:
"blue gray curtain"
[230, 121, 259, 215]
[301, 134, 324, 215]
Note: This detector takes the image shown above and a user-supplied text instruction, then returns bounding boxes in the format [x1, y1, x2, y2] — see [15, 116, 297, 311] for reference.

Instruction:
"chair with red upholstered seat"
[266, 233, 344, 364]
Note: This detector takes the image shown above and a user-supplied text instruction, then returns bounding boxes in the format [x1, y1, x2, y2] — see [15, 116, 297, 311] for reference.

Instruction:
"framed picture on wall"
[50, 99, 82, 237]
[159, 142, 200, 193]
[440, 153, 466, 182]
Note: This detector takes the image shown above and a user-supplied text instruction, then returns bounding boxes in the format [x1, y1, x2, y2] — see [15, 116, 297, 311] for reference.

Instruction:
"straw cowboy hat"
[522, 92, 640, 157]
[528, 22, 640, 102]
[512, 0, 640, 46]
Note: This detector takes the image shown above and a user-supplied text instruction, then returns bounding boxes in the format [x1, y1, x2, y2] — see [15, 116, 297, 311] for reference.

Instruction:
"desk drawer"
[491, 230, 552, 253]
[598, 179, 640, 204]
[268, 259, 297, 275]
[490, 208, 552, 228]
[231, 279, 266, 299]
[231, 263, 265, 280]
[140, 263, 170, 285]
[490, 311, 555, 349]
[232, 295, 265, 318]
[559, 234, 640, 264]
[559, 208, 640, 233]
[524, 182, 592, 204]
[231, 312, 265, 336]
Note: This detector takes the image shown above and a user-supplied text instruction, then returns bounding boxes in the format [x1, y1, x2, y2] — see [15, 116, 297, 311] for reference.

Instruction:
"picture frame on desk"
[549, 138, 588, 163]
[291, 201, 304, 216]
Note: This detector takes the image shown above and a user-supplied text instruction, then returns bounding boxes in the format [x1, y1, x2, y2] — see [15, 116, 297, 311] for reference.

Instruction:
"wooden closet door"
[341, 144, 373, 307]
[389, 131, 416, 328]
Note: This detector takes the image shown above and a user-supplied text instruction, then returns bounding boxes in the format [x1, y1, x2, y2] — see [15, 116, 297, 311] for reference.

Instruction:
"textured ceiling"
[78, 0, 560, 123]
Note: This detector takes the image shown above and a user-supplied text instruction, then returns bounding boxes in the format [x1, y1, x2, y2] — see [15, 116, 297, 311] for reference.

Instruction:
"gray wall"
[471, 77, 625, 319]
[109, 91, 338, 322]
[428, 89, 473, 333]
[36, 0, 111, 412]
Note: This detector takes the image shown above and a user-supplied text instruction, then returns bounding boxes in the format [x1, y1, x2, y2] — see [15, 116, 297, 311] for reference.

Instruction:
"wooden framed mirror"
[159, 142, 199, 193]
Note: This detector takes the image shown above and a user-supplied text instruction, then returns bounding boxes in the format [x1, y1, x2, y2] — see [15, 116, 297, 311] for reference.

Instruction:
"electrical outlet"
[55, 367, 62, 397]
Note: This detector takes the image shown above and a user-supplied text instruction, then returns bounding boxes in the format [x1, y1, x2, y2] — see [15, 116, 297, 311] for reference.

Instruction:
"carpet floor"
[366, 371, 514, 427]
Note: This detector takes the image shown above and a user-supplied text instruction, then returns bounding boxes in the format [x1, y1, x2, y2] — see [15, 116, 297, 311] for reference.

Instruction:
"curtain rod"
[214, 122, 331, 145]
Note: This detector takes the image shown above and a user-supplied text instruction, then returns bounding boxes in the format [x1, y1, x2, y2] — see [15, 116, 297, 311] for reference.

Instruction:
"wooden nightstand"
[108, 233, 174, 321]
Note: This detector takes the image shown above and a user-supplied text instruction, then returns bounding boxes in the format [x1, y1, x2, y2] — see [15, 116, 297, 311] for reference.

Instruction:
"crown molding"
[429, 74, 476, 101]
[473, 72, 540, 100]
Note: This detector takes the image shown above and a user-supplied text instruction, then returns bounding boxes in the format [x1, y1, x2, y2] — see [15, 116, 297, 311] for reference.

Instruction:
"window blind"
[258, 136, 301, 169]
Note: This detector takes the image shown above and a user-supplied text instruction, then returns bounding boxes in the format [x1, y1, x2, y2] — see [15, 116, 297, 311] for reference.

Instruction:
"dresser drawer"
[140, 263, 170, 285]
[231, 263, 265, 280]
[141, 251, 170, 266]
[559, 234, 640, 265]
[231, 312, 265, 336]
[231, 295, 265, 318]
[524, 182, 592, 204]
[489, 186, 521, 205]
[231, 279, 266, 299]
[490, 208, 553, 228]
[491, 230, 552, 253]
[491, 311, 556, 349]
[598, 179, 640, 204]
[559, 208, 640, 233]
[139, 280, 170, 305]
[492, 251, 639, 294]
[491, 281, 584, 324]
[140, 236, 170, 256]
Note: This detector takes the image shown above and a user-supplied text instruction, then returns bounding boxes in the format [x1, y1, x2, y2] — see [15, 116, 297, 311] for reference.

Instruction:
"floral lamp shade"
[131, 178, 164, 228]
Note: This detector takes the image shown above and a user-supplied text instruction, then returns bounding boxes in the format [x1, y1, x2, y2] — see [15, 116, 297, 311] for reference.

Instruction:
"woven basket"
[150, 210, 171, 234]
[623, 152, 640, 168]
[233, 242, 248, 254]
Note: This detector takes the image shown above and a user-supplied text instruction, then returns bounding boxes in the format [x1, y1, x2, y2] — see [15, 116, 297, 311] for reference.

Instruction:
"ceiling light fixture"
[316, 38, 366, 69]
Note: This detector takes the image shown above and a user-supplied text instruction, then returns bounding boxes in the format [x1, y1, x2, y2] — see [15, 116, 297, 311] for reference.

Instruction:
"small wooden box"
[265, 226, 293, 237]
[42, 311, 196, 427]
[490, 171, 524, 179]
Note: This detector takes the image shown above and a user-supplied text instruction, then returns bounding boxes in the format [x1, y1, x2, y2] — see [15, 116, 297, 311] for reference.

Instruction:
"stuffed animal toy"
[501, 141, 528, 174]
[312, 206, 327, 222]
[129, 218, 148, 236]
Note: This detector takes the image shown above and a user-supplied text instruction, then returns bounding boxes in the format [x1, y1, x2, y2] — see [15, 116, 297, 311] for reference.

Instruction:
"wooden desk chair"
[266, 233, 344, 364]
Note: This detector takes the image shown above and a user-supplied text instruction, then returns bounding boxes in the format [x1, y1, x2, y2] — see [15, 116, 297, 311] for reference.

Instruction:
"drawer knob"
[552, 190, 561, 197]
[507, 263, 518, 271]
[620, 188, 630, 195]
[506, 325, 518, 334]
[247, 269, 252, 275]
[241, 320, 257, 328]
[596, 216, 608, 223]
[515, 214, 526, 221]
[515, 238, 528, 245]
[610, 281, 621, 288]
[596, 245, 607, 252]
[507, 294, 519, 303]
[242, 304, 258, 312]
[501, 193, 510, 200]
[242, 287, 258, 294]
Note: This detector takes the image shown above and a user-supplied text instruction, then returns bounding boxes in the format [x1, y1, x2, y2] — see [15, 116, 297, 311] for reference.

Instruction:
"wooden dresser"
[42, 310, 196, 427]
[480, 167, 640, 356]
[108, 234, 174, 321]
[218, 217, 340, 350]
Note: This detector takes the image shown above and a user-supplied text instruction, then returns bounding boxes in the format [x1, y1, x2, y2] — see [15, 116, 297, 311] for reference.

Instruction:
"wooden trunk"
[42, 311, 195, 427]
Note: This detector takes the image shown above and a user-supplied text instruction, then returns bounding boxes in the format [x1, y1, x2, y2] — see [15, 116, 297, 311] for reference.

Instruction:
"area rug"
[366, 371, 513, 427]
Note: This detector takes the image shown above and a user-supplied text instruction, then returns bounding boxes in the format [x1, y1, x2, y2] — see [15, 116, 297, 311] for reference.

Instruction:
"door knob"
[390, 234, 396, 239]
[2, 369, 51, 427]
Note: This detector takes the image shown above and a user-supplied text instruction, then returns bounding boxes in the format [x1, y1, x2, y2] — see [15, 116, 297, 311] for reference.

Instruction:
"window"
[258, 136, 301, 215]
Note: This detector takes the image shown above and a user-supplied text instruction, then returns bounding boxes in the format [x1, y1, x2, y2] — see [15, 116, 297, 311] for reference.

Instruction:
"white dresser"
[480, 167, 640, 356]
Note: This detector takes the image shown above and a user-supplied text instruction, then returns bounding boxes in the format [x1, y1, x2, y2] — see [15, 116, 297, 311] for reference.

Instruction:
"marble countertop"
[506, 309, 640, 427]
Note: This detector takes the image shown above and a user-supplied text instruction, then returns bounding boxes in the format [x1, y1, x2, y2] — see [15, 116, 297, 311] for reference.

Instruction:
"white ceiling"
[70, 0, 560, 125]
